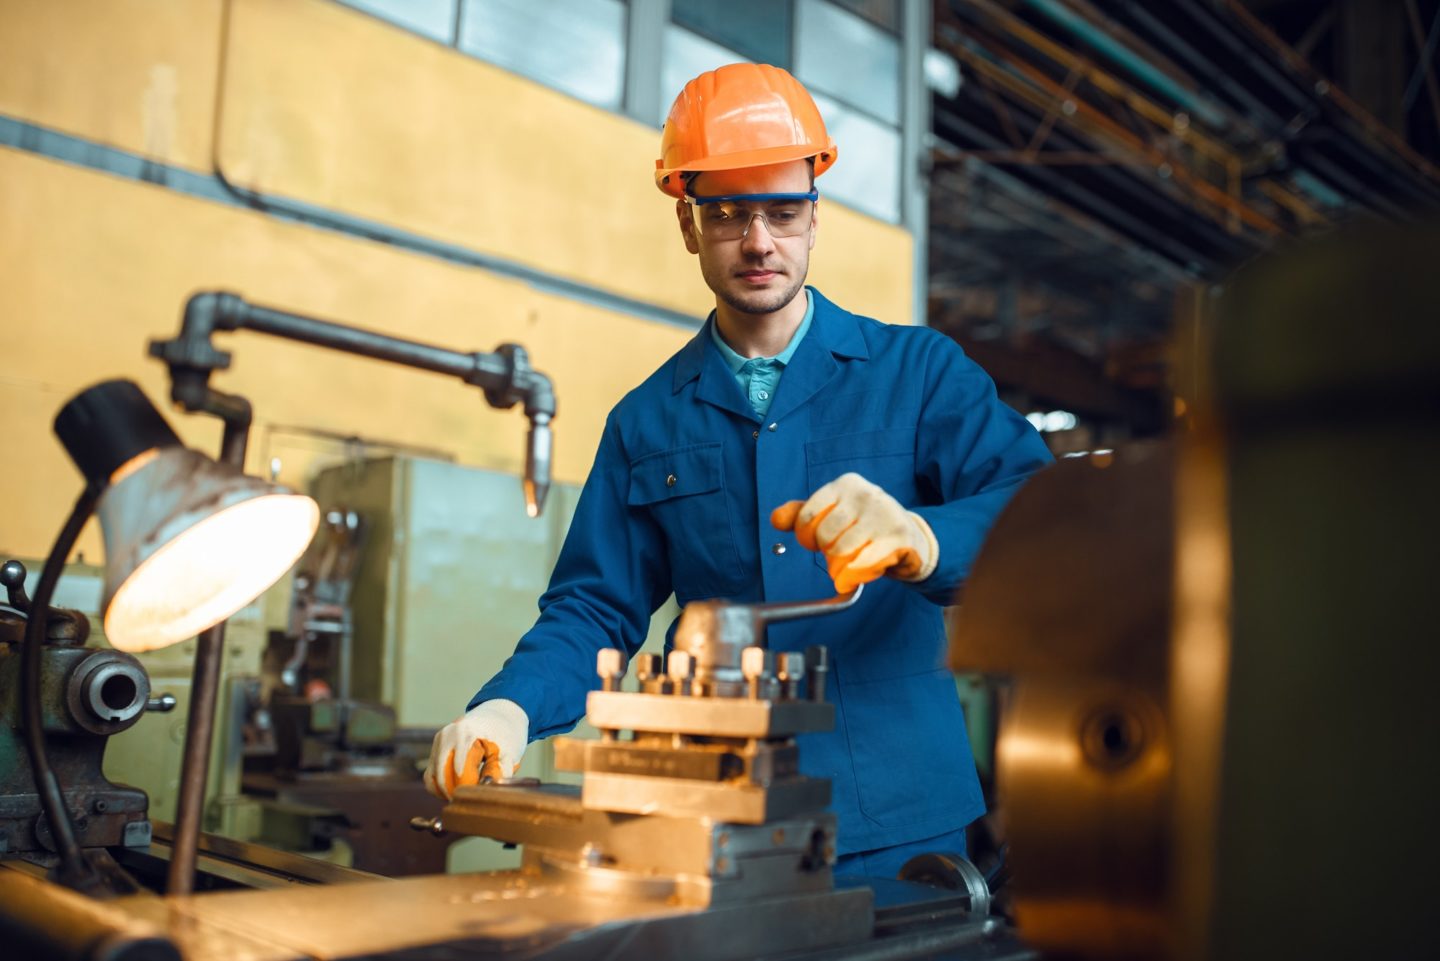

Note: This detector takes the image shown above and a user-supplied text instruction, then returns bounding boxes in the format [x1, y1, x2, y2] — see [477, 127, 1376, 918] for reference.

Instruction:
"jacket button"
[768, 423, 778, 432]
[666, 473, 677, 487]
[752, 430, 760, 439]
[772, 543, 786, 555]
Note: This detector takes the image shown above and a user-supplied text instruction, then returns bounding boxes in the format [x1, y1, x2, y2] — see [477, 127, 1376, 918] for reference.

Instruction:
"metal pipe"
[239, 301, 511, 383]
[165, 415, 250, 896]
[154, 292, 557, 516]
[950, 33, 1284, 235]
[1019, 0, 1231, 129]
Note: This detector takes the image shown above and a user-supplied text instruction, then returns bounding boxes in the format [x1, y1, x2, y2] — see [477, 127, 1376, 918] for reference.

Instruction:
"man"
[424, 64, 1052, 878]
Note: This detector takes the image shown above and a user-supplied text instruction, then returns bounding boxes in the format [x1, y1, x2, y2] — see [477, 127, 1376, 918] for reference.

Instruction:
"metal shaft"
[166, 416, 249, 896]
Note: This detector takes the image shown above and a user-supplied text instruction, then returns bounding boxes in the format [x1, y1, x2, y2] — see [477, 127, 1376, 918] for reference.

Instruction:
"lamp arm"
[23, 483, 104, 888]
[151, 292, 557, 514]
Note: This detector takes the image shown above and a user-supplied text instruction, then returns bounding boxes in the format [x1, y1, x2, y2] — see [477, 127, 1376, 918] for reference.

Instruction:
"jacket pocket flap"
[628, 443, 724, 505]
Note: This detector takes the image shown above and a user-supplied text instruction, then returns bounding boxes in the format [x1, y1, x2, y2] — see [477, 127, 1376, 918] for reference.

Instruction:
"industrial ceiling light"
[54, 380, 320, 651]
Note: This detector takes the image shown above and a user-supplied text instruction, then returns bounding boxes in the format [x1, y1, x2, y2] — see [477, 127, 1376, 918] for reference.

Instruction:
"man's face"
[677, 160, 818, 317]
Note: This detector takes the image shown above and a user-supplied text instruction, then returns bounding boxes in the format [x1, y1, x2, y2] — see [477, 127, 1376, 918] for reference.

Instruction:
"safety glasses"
[684, 190, 819, 241]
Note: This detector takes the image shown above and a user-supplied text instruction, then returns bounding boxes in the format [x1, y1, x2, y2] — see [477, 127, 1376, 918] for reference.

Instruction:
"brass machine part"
[555, 590, 858, 824]
[950, 442, 1175, 958]
[949, 222, 1440, 961]
[444, 588, 868, 906]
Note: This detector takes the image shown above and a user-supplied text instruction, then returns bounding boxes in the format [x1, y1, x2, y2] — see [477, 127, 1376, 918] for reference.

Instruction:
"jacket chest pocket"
[629, 443, 743, 597]
[804, 427, 918, 574]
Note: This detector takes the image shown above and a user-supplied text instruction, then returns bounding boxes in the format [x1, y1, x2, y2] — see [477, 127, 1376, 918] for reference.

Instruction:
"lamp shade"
[96, 446, 319, 652]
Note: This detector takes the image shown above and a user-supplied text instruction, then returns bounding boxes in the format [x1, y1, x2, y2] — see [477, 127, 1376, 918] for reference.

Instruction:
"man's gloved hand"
[771, 472, 939, 593]
[422, 698, 529, 801]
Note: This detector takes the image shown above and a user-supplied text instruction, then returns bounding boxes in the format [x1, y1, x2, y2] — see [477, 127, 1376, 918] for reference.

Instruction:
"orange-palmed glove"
[771, 472, 939, 593]
[422, 698, 528, 800]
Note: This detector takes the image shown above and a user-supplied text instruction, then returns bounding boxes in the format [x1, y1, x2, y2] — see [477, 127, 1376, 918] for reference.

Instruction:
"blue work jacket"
[474, 288, 1052, 854]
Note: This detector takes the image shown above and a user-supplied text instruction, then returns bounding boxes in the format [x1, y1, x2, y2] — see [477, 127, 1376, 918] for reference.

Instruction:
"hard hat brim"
[655, 142, 838, 197]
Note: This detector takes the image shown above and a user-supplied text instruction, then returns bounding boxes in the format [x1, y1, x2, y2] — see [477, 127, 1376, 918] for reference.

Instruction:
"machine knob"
[1, 559, 30, 608]
[146, 693, 178, 713]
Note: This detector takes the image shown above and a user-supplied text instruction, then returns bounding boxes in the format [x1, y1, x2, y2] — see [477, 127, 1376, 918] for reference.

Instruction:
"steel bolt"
[667, 650, 694, 695]
[742, 646, 770, 699]
[777, 652, 806, 699]
[805, 645, 830, 703]
[634, 652, 664, 694]
[596, 648, 626, 692]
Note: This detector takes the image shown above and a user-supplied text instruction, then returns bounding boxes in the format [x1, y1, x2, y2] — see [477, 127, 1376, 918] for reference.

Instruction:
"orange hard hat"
[655, 63, 838, 198]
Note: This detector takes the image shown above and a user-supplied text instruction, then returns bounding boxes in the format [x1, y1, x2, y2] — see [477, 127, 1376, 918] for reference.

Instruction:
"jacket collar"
[672, 287, 869, 400]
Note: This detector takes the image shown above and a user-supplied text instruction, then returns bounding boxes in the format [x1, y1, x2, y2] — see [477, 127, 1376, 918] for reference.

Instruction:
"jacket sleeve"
[908, 333, 1053, 605]
[468, 413, 673, 739]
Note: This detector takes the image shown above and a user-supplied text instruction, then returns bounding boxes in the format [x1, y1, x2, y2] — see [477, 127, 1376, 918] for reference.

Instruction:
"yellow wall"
[0, 0, 913, 564]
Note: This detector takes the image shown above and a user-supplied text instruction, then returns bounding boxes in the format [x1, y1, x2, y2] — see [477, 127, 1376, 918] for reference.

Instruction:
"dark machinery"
[0, 560, 168, 865]
[242, 504, 452, 877]
[947, 222, 1440, 961]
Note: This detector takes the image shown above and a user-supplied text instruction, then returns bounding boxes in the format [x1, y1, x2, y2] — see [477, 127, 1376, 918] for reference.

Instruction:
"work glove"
[771, 472, 939, 594]
[422, 698, 528, 801]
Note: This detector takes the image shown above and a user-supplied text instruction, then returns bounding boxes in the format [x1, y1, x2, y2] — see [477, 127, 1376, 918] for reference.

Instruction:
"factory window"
[458, 0, 628, 112]
[671, 0, 792, 70]
[796, 0, 901, 125]
[337, 0, 459, 44]
[827, 0, 900, 35]
[810, 91, 902, 223]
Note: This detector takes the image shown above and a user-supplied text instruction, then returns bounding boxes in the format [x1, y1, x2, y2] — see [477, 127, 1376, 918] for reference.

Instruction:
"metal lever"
[1, 559, 30, 610]
[146, 693, 178, 713]
[749, 584, 864, 629]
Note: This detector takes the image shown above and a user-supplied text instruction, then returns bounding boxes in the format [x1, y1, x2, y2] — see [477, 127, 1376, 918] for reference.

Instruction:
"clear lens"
[690, 198, 815, 240]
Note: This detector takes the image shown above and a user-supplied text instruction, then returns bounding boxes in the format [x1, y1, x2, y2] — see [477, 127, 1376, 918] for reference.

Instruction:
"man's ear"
[808, 203, 819, 252]
[677, 200, 700, 255]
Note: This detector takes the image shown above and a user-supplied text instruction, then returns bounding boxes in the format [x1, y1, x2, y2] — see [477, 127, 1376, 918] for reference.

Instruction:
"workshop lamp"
[26, 378, 318, 892]
[55, 379, 320, 651]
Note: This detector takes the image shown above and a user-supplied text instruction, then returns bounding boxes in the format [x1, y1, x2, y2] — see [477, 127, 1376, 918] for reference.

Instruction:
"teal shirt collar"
[709, 289, 814, 374]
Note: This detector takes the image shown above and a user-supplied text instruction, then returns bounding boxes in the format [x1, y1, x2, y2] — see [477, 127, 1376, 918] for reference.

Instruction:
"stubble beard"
[705, 256, 810, 317]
